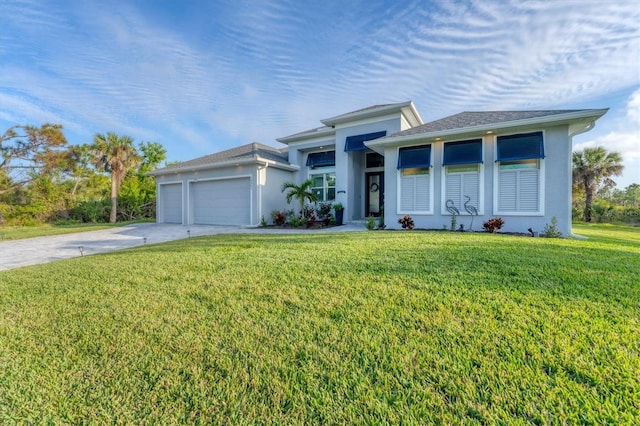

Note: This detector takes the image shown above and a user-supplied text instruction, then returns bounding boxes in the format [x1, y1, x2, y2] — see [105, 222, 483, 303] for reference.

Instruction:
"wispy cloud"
[0, 0, 638, 184]
[574, 88, 640, 186]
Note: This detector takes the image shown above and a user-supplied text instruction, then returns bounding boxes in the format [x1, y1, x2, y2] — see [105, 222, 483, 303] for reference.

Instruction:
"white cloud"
[574, 88, 640, 187]
[1, 0, 639, 168]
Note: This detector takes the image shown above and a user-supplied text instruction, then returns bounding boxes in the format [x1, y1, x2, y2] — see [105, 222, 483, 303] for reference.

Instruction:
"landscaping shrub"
[542, 217, 563, 238]
[366, 216, 376, 230]
[71, 200, 111, 223]
[271, 210, 286, 226]
[303, 205, 315, 219]
[316, 202, 332, 220]
[398, 215, 414, 229]
[483, 217, 504, 233]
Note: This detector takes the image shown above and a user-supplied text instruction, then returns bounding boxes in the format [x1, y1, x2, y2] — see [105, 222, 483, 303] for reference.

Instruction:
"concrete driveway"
[0, 222, 365, 271]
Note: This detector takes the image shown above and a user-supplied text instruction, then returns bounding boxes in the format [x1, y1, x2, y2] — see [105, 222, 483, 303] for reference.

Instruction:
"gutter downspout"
[257, 160, 269, 227]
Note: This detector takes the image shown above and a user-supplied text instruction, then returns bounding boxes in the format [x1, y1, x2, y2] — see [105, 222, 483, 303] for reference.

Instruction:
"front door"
[365, 172, 384, 217]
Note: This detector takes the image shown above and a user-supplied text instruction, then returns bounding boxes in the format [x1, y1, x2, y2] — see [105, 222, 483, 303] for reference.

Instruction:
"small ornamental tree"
[281, 179, 317, 217]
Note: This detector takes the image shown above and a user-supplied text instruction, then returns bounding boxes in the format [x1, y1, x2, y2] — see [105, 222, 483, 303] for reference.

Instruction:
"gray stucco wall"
[285, 115, 403, 221]
[155, 164, 262, 226]
[384, 124, 573, 235]
[261, 166, 296, 223]
[334, 117, 402, 221]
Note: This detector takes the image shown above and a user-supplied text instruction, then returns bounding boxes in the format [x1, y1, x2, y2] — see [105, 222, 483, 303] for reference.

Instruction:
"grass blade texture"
[0, 224, 638, 424]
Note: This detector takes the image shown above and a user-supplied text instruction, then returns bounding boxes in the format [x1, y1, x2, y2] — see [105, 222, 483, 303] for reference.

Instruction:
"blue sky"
[1, 0, 639, 187]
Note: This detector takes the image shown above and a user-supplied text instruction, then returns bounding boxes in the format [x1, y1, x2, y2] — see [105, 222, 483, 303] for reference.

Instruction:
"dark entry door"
[365, 172, 384, 217]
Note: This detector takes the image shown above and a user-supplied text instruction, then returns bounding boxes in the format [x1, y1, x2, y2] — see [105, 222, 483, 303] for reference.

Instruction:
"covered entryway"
[159, 183, 183, 223]
[365, 172, 384, 217]
[191, 177, 251, 225]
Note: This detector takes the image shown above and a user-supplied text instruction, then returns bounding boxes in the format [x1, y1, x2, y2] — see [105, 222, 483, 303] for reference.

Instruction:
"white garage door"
[192, 178, 251, 225]
[160, 183, 182, 223]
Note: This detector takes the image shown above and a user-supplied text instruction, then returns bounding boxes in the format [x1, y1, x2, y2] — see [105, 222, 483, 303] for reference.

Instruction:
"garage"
[159, 183, 183, 223]
[191, 177, 251, 225]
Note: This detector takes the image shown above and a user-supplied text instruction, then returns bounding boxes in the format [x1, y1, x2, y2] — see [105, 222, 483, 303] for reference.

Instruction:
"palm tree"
[92, 132, 141, 223]
[572, 147, 623, 222]
[281, 178, 317, 217]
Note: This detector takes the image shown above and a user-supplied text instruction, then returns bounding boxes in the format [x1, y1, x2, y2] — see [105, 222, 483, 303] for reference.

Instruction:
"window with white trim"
[445, 164, 480, 214]
[495, 132, 544, 214]
[400, 168, 430, 212]
[307, 151, 336, 202]
[397, 145, 432, 213]
[310, 168, 336, 202]
[442, 139, 482, 215]
[497, 160, 540, 212]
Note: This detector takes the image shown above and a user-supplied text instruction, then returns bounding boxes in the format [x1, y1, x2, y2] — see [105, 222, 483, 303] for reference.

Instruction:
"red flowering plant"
[482, 217, 504, 233]
[398, 215, 414, 229]
[271, 210, 286, 226]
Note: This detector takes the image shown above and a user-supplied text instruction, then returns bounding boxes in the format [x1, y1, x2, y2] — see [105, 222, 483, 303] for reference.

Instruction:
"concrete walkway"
[0, 222, 366, 271]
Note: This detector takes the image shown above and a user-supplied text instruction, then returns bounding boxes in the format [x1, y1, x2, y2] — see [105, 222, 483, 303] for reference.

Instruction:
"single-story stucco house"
[149, 101, 607, 235]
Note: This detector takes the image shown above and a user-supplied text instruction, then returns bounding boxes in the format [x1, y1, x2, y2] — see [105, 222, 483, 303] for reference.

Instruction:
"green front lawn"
[0, 225, 638, 423]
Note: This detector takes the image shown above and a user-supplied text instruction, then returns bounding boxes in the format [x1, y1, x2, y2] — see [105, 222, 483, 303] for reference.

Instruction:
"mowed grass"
[0, 226, 638, 424]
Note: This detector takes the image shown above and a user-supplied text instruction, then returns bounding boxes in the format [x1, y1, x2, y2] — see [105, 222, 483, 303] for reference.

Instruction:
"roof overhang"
[320, 101, 418, 127]
[276, 126, 335, 144]
[148, 155, 299, 176]
[400, 102, 424, 127]
[365, 108, 608, 151]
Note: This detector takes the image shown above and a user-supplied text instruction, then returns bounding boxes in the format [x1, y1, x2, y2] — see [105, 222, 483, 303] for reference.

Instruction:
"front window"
[397, 145, 432, 213]
[497, 159, 541, 212]
[495, 132, 544, 214]
[499, 159, 539, 170]
[310, 168, 336, 202]
[442, 139, 483, 215]
[399, 167, 430, 212]
[366, 152, 384, 168]
[444, 164, 481, 215]
[401, 167, 430, 176]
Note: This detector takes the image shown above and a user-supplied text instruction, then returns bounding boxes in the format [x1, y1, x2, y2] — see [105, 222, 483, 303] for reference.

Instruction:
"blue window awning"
[306, 151, 335, 167]
[344, 131, 387, 152]
[397, 145, 431, 169]
[443, 139, 483, 166]
[497, 132, 544, 161]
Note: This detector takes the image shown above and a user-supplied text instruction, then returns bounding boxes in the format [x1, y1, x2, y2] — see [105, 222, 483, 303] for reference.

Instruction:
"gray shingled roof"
[384, 110, 589, 138]
[154, 142, 289, 172]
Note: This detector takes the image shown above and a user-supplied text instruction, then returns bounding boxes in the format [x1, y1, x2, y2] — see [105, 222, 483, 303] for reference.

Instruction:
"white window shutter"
[462, 173, 479, 210]
[499, 171, 517, 211]
[519, 169, 539, 211]
[400, 176, 415, 211]
[415, 174, 430, 211]
[446, 174, 462, 210]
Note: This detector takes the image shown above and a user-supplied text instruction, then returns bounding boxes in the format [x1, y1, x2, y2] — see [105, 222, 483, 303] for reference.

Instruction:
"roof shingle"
[155, 142, 289, 172]
[384, 110, 590, 138]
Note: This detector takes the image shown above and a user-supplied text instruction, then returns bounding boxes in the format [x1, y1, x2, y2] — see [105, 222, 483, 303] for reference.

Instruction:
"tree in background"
[572, 147, 623, 222]
[0, 124, 168, 225]
[118, 141, 166, 220]
[91, 133, 141, 223]
[0, 124, 71, 195]
[281, 179, 317, 217]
